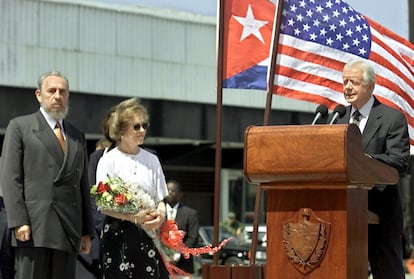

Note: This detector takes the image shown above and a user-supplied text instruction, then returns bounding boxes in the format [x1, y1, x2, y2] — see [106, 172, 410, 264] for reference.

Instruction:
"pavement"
[187, 273, 414, 279]
[171, 276, 201, 279]
[77, 260, 414, 279]
[369, 275, 414, 279]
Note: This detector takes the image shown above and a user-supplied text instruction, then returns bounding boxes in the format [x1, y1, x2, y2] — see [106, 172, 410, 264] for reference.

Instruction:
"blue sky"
[90, 0, 409, 39]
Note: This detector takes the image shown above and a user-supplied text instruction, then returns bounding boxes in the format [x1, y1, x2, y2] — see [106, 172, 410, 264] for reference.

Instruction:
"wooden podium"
[244, 124, 399, 279]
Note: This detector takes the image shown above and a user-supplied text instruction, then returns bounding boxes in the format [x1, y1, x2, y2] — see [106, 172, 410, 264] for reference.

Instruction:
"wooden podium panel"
[265, 187, 367, 279]
[202, 264, 264, 279]
[243, 124, 399, 279]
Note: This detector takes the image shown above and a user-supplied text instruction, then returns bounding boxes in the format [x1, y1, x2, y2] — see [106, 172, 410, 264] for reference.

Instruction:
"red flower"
[114, 194, 128, 206]
[97, 181, 111, 194]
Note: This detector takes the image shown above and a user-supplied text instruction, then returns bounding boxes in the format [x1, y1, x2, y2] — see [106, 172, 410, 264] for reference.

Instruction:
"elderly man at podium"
[336, 60, 410, 279]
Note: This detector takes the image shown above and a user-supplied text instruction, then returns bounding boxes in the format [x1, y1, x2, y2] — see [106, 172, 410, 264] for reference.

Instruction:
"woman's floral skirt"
[101, 217, 169, 279]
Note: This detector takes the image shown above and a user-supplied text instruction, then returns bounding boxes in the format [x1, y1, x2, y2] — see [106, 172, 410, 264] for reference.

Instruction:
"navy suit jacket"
[336, 98, 410, 234]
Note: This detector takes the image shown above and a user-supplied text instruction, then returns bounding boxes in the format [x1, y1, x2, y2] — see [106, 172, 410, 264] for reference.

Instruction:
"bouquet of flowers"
[90, 176, 155, 214]
[90, 176, 231, 278]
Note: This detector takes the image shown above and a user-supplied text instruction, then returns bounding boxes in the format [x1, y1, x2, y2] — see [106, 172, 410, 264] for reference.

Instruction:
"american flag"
[273, 0, 414, 148]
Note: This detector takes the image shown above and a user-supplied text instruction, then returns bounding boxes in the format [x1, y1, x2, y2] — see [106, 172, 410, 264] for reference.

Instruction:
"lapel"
[338, 99, 383, 150]
[175, 204, 184, 227]
[32, 112, 80, 180]
[33, 111, 65, 168]
[62, 121, 79, 172]
[361, 98, 382, 150]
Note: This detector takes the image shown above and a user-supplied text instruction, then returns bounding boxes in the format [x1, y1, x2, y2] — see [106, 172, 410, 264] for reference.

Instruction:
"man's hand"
[15, 225, 31, 242]
[79, 235, 92, 254]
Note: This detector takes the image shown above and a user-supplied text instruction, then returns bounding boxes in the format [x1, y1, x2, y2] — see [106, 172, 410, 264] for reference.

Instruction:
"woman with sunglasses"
[95, 97, 169, 279]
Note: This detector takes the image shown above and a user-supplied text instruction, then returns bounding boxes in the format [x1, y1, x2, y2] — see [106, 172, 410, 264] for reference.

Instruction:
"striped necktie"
[54, 122, 66, 153]
[352, 110, 361, 126]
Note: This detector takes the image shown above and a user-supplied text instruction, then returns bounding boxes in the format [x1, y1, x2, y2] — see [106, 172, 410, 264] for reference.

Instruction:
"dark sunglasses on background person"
[133, 122, 150, 131]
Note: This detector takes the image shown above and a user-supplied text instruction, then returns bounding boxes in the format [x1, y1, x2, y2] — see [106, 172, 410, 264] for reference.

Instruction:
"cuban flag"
[222, 0, 276, 89]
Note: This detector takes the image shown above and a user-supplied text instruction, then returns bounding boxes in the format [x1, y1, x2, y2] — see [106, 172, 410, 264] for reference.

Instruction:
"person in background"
[95, 97, 169, 278]
[88, 105, 117, 188]
[94, 138, 113, 151]
[164, 180, 199, 276]
[0, 71, 94, 279]
[220, 212, 245, 239]
[336, 60, 410, 279]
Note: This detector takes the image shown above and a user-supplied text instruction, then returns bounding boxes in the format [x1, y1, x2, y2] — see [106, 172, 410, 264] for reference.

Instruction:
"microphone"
[311, 104, 328, 125]
[328, 104, 346, 124]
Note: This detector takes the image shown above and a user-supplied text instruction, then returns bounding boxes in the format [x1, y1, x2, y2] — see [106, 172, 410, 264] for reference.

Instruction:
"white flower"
[104, 224, 110, 233]
[148, 249, 156, 258]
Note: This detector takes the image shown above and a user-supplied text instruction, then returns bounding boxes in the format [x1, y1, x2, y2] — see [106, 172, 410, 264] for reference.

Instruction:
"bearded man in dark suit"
[0, 71, 94, 279]
[164, 180, 199, 276]
[336, 60, 410, 279]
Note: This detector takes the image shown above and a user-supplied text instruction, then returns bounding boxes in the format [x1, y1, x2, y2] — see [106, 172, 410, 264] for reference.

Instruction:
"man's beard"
[42, 102, 69, 120]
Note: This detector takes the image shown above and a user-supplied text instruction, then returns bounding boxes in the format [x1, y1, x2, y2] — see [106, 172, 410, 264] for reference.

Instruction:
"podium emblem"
[282, 208, 330, 274]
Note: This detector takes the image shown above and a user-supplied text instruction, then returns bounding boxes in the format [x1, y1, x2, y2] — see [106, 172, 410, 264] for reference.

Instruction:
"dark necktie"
[54, 122, 66, 153]
[352, 110, 361, 126]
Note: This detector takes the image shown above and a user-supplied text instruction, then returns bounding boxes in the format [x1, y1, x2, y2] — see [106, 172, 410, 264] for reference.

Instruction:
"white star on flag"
[233, 4, 269, 44]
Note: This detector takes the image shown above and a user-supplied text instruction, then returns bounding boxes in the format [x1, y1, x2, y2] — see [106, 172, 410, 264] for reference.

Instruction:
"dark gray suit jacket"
[337, 97, 410, 234]
[0, 110, 94, 252]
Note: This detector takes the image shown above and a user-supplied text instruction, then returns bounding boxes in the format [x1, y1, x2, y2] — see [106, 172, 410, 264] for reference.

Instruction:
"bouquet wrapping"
[91, 176, 231, 278]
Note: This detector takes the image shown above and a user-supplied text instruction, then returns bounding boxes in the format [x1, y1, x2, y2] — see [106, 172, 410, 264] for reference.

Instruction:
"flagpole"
[410, 0, 414, 43]
[263, 0, 285, 125]
[212, 0, 225, 266]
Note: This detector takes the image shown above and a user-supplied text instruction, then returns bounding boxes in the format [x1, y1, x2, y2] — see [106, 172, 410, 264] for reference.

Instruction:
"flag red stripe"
[275, 85, 338, 108]
[277, 44, 344, 72]
[370, 36, 414, 91]
[276, 64, 343, 93]
[402, 54, 414, 68]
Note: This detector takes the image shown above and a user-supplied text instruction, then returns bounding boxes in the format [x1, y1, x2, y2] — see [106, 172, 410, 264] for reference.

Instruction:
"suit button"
[74, 185, 77, 188]
[73, 202, 76, 206]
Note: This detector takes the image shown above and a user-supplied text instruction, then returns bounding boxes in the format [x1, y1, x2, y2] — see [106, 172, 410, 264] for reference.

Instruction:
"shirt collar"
[351, 96, 374, 119]
[39, 107, 64, 133]
[166, 203, 180, 211]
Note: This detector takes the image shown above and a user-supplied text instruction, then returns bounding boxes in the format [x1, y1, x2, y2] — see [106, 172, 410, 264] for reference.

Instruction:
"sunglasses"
[133, 122, 149, 131]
